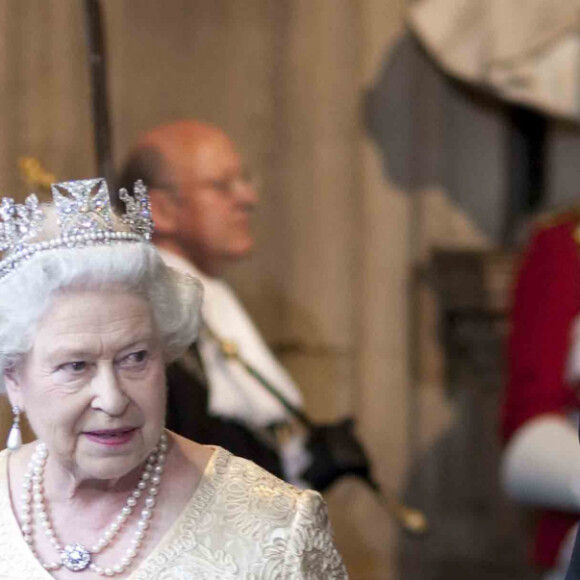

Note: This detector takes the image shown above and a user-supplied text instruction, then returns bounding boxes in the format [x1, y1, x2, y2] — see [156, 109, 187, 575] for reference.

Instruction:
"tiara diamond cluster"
[0, 178, 153, 280]
[53, 178, 114, 235]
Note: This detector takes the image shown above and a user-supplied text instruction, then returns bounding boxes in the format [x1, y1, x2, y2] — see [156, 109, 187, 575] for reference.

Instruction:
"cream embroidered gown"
[0, 447, 348, 579]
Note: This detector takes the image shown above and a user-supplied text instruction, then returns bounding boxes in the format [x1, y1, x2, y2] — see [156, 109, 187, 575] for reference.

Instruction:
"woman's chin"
[75, 436, 151, 482]
[77, 454, 144, 482]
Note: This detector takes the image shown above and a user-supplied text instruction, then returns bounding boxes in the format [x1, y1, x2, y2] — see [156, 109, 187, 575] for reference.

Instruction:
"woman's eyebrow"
[43, 346, 96, 361]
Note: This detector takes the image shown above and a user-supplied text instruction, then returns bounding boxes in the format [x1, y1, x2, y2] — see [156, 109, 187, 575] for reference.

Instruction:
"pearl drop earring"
[6, 405, 22, 451]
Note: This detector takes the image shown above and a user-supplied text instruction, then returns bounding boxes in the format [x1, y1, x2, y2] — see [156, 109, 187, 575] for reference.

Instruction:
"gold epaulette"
[533, 206, 580, 231]
[531, 206, 580, 246]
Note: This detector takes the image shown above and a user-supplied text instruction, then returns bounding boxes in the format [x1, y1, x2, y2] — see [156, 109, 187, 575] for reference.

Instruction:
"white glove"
[501, 415, 580, 511]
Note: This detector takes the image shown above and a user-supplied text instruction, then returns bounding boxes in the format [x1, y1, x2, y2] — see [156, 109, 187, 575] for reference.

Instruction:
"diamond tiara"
[0, 178, 154, 280]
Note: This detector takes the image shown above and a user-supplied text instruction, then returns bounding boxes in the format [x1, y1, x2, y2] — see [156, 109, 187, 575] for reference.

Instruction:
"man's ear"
[149, 189, 180, 236]
[3, 366, 24, 410]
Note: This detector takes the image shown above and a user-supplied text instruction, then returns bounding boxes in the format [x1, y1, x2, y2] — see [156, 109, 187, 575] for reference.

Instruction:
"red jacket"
[502, 217, 580, 567]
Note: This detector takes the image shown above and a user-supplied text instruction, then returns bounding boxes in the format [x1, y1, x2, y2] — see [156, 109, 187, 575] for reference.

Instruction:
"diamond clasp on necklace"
[61, 543, 91, 571]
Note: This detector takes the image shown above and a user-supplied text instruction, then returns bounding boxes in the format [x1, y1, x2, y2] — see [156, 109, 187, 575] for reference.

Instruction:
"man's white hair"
[0, 243, 202, 391]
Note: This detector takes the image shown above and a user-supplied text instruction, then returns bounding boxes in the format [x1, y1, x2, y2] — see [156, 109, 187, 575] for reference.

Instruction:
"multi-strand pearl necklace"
[19, 432, 168, 576]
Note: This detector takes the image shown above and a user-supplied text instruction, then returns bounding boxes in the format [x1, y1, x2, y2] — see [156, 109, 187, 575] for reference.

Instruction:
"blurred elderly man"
[119, 121, 307, 483]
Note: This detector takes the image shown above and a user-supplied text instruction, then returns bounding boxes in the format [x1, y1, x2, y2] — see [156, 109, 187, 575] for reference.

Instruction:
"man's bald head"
[119, 121, 227, 192]
[120, 120, 258, 276]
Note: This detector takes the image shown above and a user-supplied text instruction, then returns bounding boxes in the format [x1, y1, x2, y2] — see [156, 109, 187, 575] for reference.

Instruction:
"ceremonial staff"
[83, 0, 114, 186]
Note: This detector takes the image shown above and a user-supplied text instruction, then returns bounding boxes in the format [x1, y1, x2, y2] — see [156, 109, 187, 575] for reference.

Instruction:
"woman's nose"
[90, 365, 129, 416]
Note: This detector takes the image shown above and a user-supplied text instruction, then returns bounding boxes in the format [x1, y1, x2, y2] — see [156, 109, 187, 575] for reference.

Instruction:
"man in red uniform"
[502, 212, 580, 579]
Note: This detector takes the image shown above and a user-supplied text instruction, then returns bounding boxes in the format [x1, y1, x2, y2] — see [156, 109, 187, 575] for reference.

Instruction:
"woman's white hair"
[0, 242, 203, 391]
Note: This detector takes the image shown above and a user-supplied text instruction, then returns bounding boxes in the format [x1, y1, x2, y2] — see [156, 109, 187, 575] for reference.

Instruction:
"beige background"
[0, 1, 538, 578]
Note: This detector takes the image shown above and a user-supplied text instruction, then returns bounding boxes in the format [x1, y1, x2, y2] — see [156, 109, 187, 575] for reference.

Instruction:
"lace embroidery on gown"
[0, 447, 348, 579]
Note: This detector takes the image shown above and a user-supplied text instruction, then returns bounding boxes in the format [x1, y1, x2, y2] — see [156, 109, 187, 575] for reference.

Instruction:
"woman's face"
[6, 287, 167, 482]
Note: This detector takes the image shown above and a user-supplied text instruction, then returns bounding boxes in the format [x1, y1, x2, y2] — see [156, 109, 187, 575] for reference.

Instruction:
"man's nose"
[234, 178, 259, 208]
[90, 365, 129, 416]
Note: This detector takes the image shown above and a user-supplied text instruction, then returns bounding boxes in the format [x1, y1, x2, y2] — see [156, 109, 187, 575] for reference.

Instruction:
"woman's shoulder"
[212, 450, 347, 578]
[220, 448, 309, 497]
[159, 436, 328, 537]
[172, 434, 310, 507]
[212, 447, 326, 525]
[0, 448, 51, 579]
[133, 446, 347, 579]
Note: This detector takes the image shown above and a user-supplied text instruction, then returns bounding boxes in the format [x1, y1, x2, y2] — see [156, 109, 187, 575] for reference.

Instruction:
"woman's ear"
[149, 189, 179, 236]
[3, 366, 24, 410]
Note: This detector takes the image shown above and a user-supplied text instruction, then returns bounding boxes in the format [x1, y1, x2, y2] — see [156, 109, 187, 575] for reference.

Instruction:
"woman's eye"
[120, 350, 148, 368]
[59, 361, 87, 373]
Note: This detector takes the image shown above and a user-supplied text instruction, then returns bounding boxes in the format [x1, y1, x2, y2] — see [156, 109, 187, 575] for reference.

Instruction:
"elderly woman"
[0, 178, 347, 579]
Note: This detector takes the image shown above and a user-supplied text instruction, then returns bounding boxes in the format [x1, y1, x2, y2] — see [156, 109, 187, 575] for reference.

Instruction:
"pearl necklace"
[19, 432, 168, 576]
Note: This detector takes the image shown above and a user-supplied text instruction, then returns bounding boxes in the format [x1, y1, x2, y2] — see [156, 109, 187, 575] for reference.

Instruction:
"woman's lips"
[83, 428, 137, 447]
